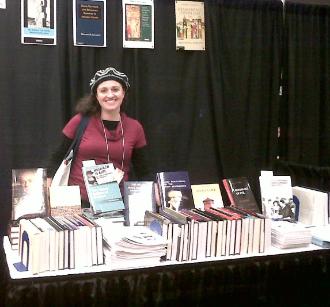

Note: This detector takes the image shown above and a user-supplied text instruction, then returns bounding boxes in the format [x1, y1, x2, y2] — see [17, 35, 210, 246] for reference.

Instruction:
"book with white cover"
[259, 173, 295, 220]
[292, 186, 329, 226]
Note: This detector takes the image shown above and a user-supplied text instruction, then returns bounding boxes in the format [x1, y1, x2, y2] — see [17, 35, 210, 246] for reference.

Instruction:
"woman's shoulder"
[121, 113, 143, 128]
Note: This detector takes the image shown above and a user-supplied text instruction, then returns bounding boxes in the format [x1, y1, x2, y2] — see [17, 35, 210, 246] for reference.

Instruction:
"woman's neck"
[101, 110, 121, 121]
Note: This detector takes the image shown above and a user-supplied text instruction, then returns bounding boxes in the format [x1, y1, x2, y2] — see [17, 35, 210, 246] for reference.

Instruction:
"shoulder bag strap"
[64, 115, 90, 163]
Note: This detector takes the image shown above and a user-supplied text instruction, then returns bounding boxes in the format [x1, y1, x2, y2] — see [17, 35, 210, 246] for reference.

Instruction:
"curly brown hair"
[75, 94, 100, 116]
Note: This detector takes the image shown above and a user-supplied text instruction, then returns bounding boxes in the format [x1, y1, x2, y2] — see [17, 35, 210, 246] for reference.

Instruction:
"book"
[82, 163, 125, 215]
[222, 177, 260, 213]
[49, 185, 82, 216]
[156, 171, 194, 212]
[18, 219, 43, 274]
[191, 183, 224, 210]
[11, 168, 49, 221]
[292, 186, 329, 226]
[259, 173, 295, 220]
[124, 181, 156, 226]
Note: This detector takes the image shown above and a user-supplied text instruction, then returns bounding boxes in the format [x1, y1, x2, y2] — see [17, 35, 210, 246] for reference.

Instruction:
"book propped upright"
[82, 162, 124, 216]
[156, 171, 194, 213]
[259, 171, 295, 221]
[191, 183, 224, 210]
[123, 181, 156, 226]
[11, 168, 49, 222]
[222, 177, 260, 213]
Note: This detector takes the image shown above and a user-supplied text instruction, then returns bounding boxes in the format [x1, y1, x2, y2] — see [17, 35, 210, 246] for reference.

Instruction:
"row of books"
[145, 206, 271, 262]
[17, 214, 104, 275]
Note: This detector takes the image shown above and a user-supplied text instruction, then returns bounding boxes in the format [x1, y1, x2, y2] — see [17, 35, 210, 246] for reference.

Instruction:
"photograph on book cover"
[122, 0, 154, 49]
[73, 0, 106, 47]
[11, 168, 48, 221]
[21, 0, 56, 45]
[175, 0, 205, 51]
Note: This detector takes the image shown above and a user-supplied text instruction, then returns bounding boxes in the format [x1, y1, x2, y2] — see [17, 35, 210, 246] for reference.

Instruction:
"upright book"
[259, 173, 295, 220]
[191, 183, 224, 210]
[123, 181, 156, 226]
[156, 171, 194, 212]
[82, 163, 125, 215]
[11, 168, 49, 222]
[222, 177, 260, 213]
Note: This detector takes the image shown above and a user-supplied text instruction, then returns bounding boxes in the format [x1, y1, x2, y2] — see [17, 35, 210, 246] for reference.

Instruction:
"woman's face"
[96, 80, 125, 114]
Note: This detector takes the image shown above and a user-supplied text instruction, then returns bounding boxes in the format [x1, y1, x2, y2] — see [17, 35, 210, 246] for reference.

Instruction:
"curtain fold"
[280, 1, 330, 165]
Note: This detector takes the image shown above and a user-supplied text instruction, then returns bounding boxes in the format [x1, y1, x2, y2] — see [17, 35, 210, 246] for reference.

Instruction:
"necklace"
[101, 116, 125, 171]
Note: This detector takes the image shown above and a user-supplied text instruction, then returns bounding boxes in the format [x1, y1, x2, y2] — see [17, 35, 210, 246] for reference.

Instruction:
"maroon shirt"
[63, 113, 147, 201]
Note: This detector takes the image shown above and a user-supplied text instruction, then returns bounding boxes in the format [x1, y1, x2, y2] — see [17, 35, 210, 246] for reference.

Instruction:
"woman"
[48, 67, 149, 207]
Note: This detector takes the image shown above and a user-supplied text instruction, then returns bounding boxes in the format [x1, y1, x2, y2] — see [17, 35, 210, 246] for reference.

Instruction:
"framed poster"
[175, 1, 205, 51]
[73, 0, 106, 47]
[21, 0, 56, 45]
[122, 0, 154, 49]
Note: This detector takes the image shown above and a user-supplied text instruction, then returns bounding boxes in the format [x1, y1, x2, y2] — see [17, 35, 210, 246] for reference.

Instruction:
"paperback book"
[124, 181, 156, 226]
[191, 183, 224, 210]
[11, 168, 49, 221]
[82, 163, 125, 216]
[156, 171, 194, 212]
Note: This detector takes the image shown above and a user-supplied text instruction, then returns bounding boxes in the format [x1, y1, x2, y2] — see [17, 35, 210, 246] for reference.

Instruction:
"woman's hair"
[75, 94, 100, 116]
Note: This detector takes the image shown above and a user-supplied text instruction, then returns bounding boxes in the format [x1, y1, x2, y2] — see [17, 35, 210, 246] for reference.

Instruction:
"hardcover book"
[82, 163, 125, 215]
[222, 177, 260, 213]
[191, 183, 224, 210]
[156, 171, 194, 212]
[11, 168, 49, 221]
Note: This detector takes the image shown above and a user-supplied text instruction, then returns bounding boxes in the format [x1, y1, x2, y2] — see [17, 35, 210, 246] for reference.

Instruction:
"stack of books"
[271, 220, 312, 249]
[17, 214, 104, 275]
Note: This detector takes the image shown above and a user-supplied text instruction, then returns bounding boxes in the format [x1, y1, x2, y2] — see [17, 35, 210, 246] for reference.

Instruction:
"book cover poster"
[175, 0, 205, 51]
[73, 0, 106, 47]
[0, 0, 6, 9]
[122, 0, 154, 49]
[21, 0, 56, 45]
[11, 168, 48, 221]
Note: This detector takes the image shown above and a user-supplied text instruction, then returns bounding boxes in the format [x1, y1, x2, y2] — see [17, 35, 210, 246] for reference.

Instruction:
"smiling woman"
[47, 67, 151, 207]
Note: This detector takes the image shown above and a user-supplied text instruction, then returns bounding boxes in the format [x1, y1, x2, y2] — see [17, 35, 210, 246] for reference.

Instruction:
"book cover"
[82, 163, 125, 215]
[11, 168, 49, 221]
[222, 177, 260, 213]
[124, 181, 156, 226]
[156, 171, 194, 212]
[191, 183, 224, 210]
[259, 174, 295, 220]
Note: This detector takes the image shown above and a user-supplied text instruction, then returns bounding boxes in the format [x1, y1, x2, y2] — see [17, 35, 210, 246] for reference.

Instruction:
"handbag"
[51, 116, 90, 187]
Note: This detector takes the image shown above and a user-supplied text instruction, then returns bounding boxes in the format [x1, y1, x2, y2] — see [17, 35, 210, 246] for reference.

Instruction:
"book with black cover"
[222, 177, 260, 213]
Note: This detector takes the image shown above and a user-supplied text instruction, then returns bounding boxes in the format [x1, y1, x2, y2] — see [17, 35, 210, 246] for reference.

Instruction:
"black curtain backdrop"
[280, 1, 330, 165]
[0, 0, 308, 236]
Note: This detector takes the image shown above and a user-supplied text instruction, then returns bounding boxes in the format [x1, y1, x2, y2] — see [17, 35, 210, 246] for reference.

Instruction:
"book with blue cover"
[82, 163, 124, 215]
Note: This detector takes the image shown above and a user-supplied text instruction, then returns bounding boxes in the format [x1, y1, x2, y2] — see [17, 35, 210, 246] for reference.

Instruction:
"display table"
[2, 236, 330, 306]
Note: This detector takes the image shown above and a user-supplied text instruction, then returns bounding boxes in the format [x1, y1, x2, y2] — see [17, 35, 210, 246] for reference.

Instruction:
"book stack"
[145, 206, 271, 262]
[311, 225, 330, 248]
[17, 214, 104, 275]
[8, 222, 20, 250]
[271, 220, 312, 249]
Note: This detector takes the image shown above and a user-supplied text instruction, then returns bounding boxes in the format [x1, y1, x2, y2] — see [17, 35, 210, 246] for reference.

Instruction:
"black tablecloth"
[1, 235, 330, 307]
